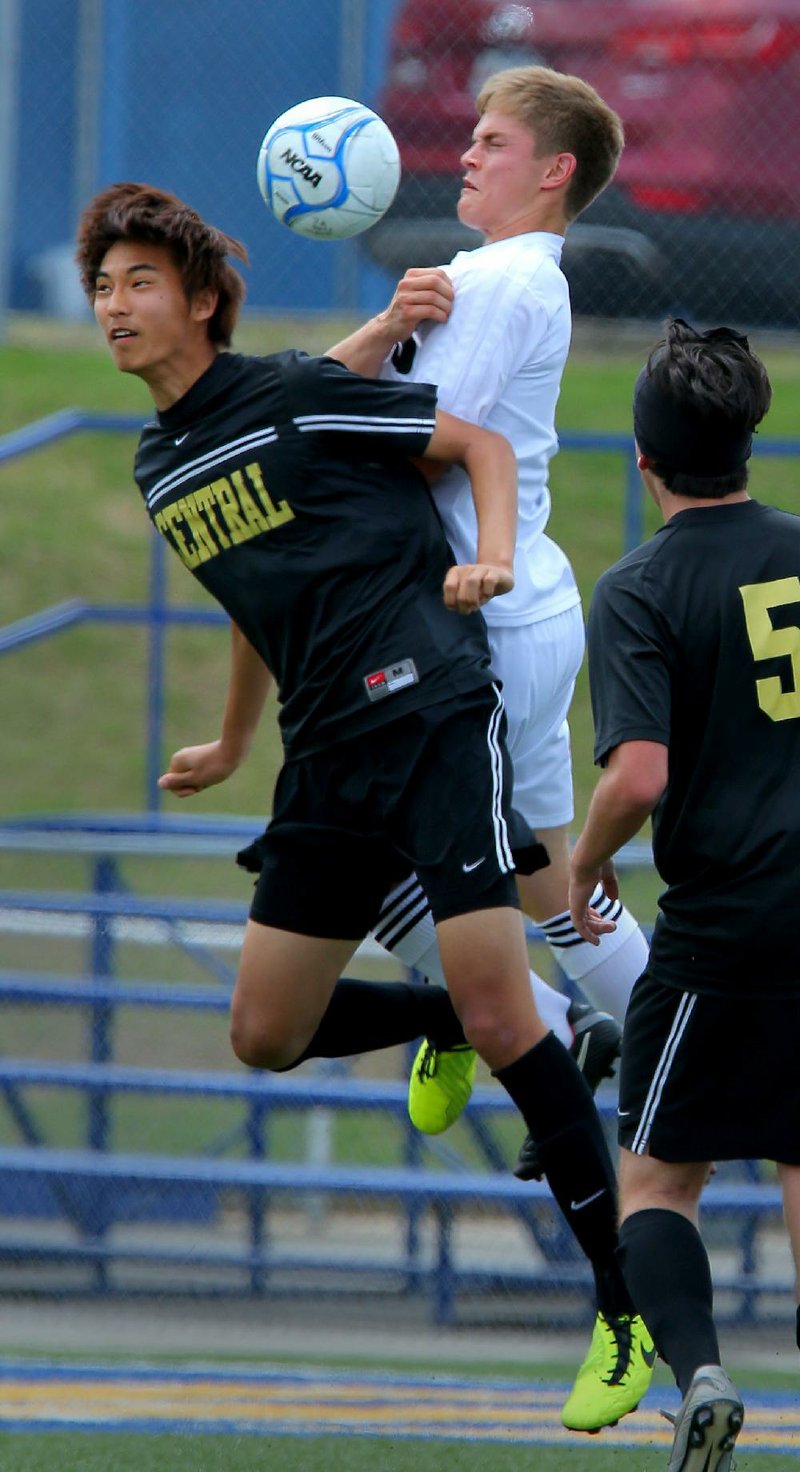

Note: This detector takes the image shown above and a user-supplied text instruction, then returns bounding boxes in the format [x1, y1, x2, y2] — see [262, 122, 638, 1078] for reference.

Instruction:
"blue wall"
[12, 1, 81, 300]
[11, 0, 401, 315]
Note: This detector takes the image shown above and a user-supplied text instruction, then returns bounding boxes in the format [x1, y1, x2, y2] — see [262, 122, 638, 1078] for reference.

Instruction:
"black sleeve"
[588, 562, 673, 766]
[281, 350, 438, 461]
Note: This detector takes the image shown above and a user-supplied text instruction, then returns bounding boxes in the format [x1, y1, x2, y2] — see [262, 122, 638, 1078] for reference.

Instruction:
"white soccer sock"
[540, 885, 650, 1024]
[372, 876, 441, 972]
[372, 877, 573, 1047]
[528, 971, 571, 1043]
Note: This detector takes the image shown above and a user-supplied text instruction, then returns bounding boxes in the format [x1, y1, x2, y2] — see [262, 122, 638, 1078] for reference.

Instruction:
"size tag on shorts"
[364, 658, 419, 701]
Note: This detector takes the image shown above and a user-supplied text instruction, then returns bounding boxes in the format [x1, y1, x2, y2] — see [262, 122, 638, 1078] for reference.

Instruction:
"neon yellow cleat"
[407, 1041, 477, 1134]
[562, 1312, 656, 1433]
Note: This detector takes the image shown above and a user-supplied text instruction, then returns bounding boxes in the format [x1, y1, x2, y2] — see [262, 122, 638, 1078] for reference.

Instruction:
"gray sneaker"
[665, 1365, 744, 1472]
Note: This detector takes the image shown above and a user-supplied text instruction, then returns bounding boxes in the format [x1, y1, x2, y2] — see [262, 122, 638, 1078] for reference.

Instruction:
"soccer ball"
[256, 96, 401, 240]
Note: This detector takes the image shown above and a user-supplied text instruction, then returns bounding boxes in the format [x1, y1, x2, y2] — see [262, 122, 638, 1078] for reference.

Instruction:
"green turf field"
[0, 1434, 696, 1472]
[1, 1348, 798, 1471]
[5, 1434, 797, 1472]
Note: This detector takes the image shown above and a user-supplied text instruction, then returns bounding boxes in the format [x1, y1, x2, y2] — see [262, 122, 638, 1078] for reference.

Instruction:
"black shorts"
[248, 687, 527, 939]
[618, 968, 800, 1164]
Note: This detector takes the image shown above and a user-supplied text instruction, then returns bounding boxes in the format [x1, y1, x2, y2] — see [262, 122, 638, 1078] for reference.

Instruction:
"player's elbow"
[608, 740, 668, 813]
[613, 768, 666, 816]
[623, 775, 666, 815]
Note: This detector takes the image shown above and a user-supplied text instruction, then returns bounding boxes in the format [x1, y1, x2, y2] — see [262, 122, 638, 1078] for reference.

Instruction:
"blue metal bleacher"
[0, 814, 789, 1327]
[0, 413, 796, 1326]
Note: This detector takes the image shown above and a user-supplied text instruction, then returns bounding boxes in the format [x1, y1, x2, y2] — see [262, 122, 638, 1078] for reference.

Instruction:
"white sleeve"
[410, 268, 550, 426]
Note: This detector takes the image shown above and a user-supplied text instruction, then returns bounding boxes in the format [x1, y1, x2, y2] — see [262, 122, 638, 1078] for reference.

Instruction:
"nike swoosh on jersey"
[570, 1188, 606, 1212]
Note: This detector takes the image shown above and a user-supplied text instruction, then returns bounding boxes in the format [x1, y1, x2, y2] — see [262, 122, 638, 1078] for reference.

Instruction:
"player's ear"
[542, 152, 577, 191]
[635, 441, 651, 473]
[191, 287, 218, 325]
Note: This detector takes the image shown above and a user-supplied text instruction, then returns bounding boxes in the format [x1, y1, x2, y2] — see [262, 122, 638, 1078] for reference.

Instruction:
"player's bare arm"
[326, 268, 454, 378]
[425, 409, 516, 614]
[158, 623, 273, 798]
[569, 740, 668, 944]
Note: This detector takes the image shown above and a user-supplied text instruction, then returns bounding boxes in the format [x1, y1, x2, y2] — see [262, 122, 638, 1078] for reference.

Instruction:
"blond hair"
[476, 66, 624, 220]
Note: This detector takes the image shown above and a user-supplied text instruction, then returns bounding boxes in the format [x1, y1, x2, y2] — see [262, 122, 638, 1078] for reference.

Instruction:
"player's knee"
[619, 1160, 707, 1224]
[459, 999, 538, 1070]
[229, 1005, 303, 1071]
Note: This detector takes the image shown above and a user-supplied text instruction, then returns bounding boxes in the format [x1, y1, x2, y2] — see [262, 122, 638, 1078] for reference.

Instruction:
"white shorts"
[488, 603, 585, 829]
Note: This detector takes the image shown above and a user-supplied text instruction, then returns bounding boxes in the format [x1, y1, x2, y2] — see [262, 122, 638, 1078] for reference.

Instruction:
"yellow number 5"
[739, 577, 800, 721]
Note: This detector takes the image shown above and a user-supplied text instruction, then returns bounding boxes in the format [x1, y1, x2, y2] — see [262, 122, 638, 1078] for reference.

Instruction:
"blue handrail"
[3, 410, 800, 808]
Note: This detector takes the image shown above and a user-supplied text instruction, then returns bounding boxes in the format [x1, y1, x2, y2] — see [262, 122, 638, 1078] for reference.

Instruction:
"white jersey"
[382, 232, 579, 626]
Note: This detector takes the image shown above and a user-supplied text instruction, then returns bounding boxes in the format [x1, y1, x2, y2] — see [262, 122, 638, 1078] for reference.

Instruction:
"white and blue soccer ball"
[256, 95, 401, 240]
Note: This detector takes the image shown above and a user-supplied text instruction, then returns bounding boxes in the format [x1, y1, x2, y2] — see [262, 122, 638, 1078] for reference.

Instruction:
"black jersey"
[588, 499, 800, 997]
[134, 350, 494, 757]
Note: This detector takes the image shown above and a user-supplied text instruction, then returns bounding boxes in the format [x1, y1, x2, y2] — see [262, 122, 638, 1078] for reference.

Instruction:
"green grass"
[0, 1422, 797, 1471]
[0, 1348, 796, 1470]
[3, 314, 800, 830]
[2, 1434, 797, 1472]
[0, 1433, 709, 1472]
[7, 1341, 799, 1388]
[0, 319, 798, 1074]
[3, 313, 800, 1125]
[0, 1344, 797, 1470]
[2, 320, 799, 1466]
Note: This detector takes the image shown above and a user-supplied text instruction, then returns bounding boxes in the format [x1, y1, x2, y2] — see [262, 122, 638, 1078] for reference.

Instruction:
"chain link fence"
[0, 0, 797, 1358]
[366, 0, 800, 330]
[0, 819, 791, 1343]
[4, 0, 800, 331]
[3, 0, 400, 327]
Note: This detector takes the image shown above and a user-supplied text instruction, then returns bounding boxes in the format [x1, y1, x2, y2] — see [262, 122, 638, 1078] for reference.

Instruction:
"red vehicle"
[366, 0, 800, 327]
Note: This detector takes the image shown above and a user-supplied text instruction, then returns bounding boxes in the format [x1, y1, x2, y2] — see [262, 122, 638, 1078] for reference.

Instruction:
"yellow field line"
[1, 1372, 795, 1452]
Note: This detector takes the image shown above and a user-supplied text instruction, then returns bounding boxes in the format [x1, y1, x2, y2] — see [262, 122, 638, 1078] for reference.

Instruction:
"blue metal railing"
[4, 408, 800, 808]
[0, 409, 223, 807]
[0, 813, 788, 1322]
[6, 415, 630, 809]
[1, 412, 795, 1319]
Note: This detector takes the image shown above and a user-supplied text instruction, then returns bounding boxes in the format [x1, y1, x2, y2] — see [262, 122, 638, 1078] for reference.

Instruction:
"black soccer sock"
[281, 977, 465, 1069]
[495, 1032, 633, 1318]
[796, 1303, 800, 1354]
[617, 1208, 720, 1395]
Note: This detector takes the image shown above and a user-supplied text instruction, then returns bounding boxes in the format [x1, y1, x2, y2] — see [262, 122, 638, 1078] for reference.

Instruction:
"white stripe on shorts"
[631, 991, 697, 1155]
[488, 683, 514, 874]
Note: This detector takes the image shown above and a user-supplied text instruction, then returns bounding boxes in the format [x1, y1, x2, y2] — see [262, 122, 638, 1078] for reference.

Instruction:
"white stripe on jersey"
[293, 413, 435, 435]
[631, 991, 696, 1155]
[487, 683, 514, 873]
[146, 427, 279, 510]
